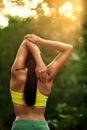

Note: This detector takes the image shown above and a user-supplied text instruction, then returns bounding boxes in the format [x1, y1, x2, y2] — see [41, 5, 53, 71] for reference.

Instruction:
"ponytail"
[23, 54, 37, 106]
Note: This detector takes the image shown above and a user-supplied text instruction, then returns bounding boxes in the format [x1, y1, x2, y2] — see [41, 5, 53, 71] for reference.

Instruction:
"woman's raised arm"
[11, 39, 47, 82]
[25, 34, 73, 80]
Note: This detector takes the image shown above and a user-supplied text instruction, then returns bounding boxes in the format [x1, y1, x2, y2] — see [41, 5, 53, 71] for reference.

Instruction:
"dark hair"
[23, 54, 37, 106]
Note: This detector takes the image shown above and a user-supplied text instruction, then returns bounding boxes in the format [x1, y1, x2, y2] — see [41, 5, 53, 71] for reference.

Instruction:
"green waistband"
[14, 119, 47, 124]
[11, 120, 50, 130]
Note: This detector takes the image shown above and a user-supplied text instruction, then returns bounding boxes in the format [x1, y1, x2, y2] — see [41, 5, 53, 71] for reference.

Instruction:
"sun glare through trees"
[0, 0, 83, 29]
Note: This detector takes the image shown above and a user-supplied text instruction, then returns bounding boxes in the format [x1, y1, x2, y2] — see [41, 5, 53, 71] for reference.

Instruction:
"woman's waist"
[15, 110, 46, 122]
[14, 105, 46, 121]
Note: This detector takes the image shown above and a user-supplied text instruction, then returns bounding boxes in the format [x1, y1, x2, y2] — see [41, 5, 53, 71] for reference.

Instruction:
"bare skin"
[10, 34, 73, 122]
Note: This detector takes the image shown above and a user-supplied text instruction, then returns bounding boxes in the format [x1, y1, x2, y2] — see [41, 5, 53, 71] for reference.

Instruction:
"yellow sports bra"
[10, 87, 48, 107]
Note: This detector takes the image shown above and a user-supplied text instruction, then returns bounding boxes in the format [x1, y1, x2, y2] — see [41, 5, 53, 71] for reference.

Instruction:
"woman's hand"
[35, 63, 47, 82]
[24, 34, 48, 82]
[24, 34, 43, 44]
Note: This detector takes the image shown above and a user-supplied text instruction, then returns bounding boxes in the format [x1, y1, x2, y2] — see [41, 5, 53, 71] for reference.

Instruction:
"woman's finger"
[42, 71, 47, 82]
[40, 71, 47, 83]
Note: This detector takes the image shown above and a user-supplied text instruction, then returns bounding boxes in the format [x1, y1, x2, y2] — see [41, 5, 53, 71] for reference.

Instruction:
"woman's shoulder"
[37, 77, 53, 96]
[10, 68, 27, 90]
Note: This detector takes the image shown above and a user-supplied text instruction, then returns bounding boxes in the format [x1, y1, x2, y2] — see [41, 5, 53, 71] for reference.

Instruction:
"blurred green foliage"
[0, 5, 87, 130]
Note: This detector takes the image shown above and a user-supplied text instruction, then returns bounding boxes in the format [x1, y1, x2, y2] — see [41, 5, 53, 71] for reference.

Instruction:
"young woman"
[10, 34, 73, 130]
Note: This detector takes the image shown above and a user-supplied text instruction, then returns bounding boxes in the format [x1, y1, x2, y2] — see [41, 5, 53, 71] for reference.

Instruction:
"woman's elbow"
[69, 44, 73, 50]
[11, 65, 17, 77]
[67, 44, 73, 52]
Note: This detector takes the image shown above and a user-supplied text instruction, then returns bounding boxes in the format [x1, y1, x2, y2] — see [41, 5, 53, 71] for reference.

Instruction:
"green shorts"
[11, 120, 50, 130]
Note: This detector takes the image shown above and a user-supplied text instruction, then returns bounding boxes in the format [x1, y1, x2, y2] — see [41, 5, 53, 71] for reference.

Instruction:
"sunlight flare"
[0, 0, 83, 29]
[58, 1, 74, 19]
[3, 6, 37, 18]
[1, 0, 44, 18]
[0, 15, 9, 29]
[41, 2, 51, 16]
[31, 0, 43, 8]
